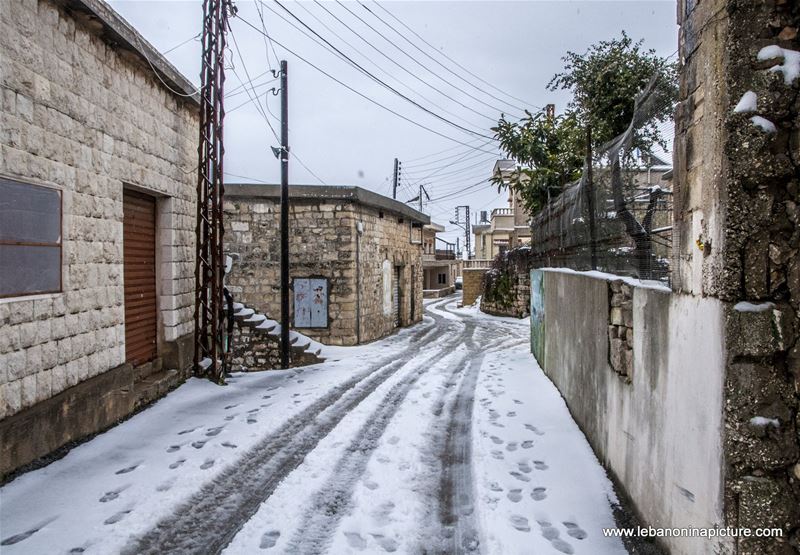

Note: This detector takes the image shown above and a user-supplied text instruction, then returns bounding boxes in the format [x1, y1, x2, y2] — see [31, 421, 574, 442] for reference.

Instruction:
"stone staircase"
[229, 302, 328, 370]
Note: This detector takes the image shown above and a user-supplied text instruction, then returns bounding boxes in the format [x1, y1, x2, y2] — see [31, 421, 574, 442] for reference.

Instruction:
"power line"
[403, 139, 488, 163]
[288, 0, 489, 131]
[308, 0, 497, 126]
[270, 0, 494, 140]
[336, 0, 524, 119]
[368, 0, 540, 112]
[234, 14, 500, 154]
[402, 140, 496, 170]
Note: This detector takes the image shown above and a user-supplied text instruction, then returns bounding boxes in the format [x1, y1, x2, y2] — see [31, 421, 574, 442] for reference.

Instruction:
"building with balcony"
[421, 223, 461, 298]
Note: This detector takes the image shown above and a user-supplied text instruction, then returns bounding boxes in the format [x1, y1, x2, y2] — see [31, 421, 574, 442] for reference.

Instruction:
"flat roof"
[225, 183, 431, 225]
[63, 0, 200, 107]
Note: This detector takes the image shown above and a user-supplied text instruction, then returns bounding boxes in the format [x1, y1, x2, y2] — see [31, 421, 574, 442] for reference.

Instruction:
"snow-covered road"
[0, 297, 627, 555]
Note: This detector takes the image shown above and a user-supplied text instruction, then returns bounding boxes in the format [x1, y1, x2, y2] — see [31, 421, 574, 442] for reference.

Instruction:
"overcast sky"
[109, 0, 678, 246]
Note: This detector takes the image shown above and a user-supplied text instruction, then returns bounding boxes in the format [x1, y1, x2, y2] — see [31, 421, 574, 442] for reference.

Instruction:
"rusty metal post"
[194, 0, 231, 382]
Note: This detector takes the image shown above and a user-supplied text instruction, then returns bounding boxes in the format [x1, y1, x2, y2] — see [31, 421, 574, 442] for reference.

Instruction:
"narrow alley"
[0, 297, 626, 555]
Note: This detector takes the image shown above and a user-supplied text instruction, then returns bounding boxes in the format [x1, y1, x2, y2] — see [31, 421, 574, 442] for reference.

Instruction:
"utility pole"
[280, 60, 290, 369]
[450, 205, 471, 260]
[392, 158, 399, 200]
[585, 125, 598, 270]
[194, 0, 233, 383]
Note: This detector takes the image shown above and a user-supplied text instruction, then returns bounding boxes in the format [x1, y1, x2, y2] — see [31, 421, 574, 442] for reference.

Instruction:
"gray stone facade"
[224, 184, 427, 348]
[0, 0, 198, 475]
[675, 0, 800, 551]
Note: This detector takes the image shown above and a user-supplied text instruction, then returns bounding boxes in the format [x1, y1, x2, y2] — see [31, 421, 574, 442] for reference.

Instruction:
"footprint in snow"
[224, 414, 238, 421]
[490, 436, 504, 445]
[262, 395, 272, 400]
[169, 458, 186, 470]
[518, 461, 532, 474]
[507, 489, 523, 502]
[297, 379, 304, 383]
[364, 480, 379, 490]
[505, 442, 518, 452]
[521, 440, 534, 449]
[166, 444, 181, 453]
[533, 460, 549, 470]
[156, 479, 175, 492]
[376, 455, 391, 464]
[247, 416, 259, 424]
[510, 471, 531, 483]
[489, 482, 503, 492]
[491, 450, 504, 460]
[200, 459, 215, 470]
[513, 399, 523, 405]
[537, 521, 574, 554]
[344, 532, 367, 550]
[491, 422, 505, 428]
[0, 516, 59, 546]
[115, 462, 141, 475]
[371, 533, 399, 552]
[192, 440, 208, 449]
[177, 427, 198, 435]
[506, 411, 516, 417]
[68, 548, 86, 553]
[387, 436, 400, 445]
[509, 515, 530, 532]
[224, 404, 239, 410]
[104, 509, 132, 525]
[99, 485, 129, 502]
[563, 521, 588, 540]
[260, 530, 281, 549]
[525, 424, 545, 436]
[531, 487, 547, 501]
[206, 426, 224, 437]
[247, 408, 260, 413]
[221, 441, 238, 449]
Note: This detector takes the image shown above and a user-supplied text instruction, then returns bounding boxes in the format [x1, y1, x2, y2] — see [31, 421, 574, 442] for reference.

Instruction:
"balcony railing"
[491, 207, 513, 217]
[463, 259, 493, 269]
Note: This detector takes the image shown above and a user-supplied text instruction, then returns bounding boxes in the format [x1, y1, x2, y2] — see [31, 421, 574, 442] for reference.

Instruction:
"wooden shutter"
[123, 190, 157, 365]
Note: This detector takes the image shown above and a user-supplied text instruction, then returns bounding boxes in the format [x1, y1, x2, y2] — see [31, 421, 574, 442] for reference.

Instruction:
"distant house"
[473, 160, 533, 260]
[0, 0, 199, 478]
[224, 184, 429, 347]
[421, 223, 460, 298]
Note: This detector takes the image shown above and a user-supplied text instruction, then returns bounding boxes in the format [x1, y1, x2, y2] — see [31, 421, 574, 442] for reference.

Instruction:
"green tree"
[491, 110, 584, 215]
[548, 31, 677, 152]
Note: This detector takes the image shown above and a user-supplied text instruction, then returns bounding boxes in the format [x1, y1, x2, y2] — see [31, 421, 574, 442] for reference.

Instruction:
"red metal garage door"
[123, 189, 157, 365]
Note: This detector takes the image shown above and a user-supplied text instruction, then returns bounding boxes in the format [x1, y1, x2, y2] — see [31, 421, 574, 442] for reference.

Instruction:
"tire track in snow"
[284, 314, 476, 555]
[125, 298, 461, 555]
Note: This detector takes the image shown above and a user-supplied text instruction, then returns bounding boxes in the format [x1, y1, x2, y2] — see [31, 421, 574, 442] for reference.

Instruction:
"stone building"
[421, 222, 460, 298]
[0, 0, 198, 478]
[224, 184, 428, 347]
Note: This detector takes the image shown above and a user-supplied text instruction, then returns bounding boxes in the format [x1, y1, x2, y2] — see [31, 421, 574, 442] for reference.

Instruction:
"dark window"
[438, 273, 447, 284]
[0, 177, 62, 298]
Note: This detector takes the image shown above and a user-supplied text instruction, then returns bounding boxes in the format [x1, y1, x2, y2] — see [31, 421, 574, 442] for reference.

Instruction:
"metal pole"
[465, 206, 471, 259]
[392, 158, 399, 200]
[280, 60, 290, 369]
[585, 125, 598, 270]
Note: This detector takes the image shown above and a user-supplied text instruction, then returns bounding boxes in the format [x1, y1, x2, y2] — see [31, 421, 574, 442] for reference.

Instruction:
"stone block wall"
[224, 191, 423, 346]
[607, 280, 634, 379]
[461, 268, 486, 306]
[481, 267, 531, 318]
[0, 0, 198, 422]
[675, 0, 800, 550]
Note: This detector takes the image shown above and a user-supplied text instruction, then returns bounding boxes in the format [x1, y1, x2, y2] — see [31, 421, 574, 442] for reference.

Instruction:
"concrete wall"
[224, 192, 423, 346]
[536, 269, 729, 555]
[0, 0, 197, 420]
